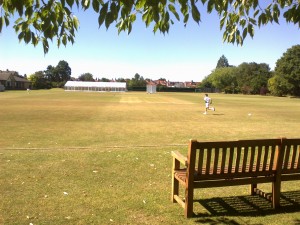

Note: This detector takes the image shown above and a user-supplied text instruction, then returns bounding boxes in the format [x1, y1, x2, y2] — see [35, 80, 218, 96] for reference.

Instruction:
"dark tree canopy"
[201, 61, 271, 94]
[269, 45, 300, 96]
[44, 60, 71, 87]
[78, 73, 95, 81]
[216, 55, 230, 68]
[1, 0, 300, 53]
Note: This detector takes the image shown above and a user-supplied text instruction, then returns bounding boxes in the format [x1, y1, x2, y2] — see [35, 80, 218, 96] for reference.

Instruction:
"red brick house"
[0, 70, 31, 90]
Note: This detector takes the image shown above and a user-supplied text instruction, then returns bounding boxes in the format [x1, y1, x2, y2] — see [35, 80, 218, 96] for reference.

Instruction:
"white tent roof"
[65, 81, 126, 88]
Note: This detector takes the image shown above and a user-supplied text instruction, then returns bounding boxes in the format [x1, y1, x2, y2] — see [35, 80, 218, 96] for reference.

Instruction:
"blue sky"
[0, 5, 299, 82]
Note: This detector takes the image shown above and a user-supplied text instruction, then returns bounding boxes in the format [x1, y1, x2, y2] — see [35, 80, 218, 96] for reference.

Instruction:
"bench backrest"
[281, 138, 300, 174]
[187, 139, 282, 180]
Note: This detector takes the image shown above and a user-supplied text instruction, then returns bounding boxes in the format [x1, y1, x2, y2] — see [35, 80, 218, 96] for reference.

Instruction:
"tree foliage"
[44, 60, 71, 87]
[204, 61, 271, 94]
[216, 55, 230, 68]
[28, 71, 51, 89]
[269, 45, 300, 96]
[209, 67, 237, 93]
[128, 73, 146, 87]
[1, 0, 299, 53]
[78, 73, 94, 81]
[236, 62, 271, 94]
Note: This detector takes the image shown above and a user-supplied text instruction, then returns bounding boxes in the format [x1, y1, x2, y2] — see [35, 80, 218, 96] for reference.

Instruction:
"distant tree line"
[29, 60, 72, 89]
[28, 45, 300, 96]
[28, 62, 148, 89]
[199, 45, 300, 96]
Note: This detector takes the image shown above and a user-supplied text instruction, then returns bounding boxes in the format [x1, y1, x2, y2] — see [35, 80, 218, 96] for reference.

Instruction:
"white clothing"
[204, 96, 211, 108]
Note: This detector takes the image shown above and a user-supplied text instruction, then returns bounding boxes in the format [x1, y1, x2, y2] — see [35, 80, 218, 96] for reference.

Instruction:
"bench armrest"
[172, 151, 187, 167]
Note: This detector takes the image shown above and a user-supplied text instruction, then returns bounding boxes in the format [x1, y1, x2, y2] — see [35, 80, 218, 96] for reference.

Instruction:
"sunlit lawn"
[0, 89, 300, 224]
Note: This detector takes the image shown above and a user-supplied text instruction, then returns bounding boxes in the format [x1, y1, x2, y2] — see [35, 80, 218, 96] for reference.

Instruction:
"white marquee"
[64, 81, 126, 92]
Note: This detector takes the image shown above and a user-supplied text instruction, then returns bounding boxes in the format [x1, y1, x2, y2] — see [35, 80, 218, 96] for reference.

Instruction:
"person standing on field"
[203, 94, 215, 114]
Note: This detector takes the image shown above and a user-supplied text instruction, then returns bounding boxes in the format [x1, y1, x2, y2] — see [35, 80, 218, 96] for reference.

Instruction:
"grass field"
[0, 89, 300, 224]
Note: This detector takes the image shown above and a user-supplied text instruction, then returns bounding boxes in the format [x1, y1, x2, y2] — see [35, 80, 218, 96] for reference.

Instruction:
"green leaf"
[73, 15, 79, 30]
[168, 4, 180, 21]
[98, 3, 108, 27]
[258, 13, 266, 26]
[32, 33, 39, 47]
[57, 38, 61, 48]
[0, 17, 3, 33]
[272, 3, 280, 24]
[130, 14, 136, 23]
[183, 14, 189, 24]
[25, 6, 33, 18]
[42, 38, 49, 54]
[153, 23, 159, 33]
[92, 0, 100, 13]
[153, 8, 160, 23]
[239, 18, 246, 27]
[236, 30, 242, 45]
[191, 4, 201, 23]
[128, 22, 132, 34]
[247, 24, 254, 38]
[249, 18, 257, 25]
[15, 0, 24, 16]
[62, 34, 67, 46]
[242, 27, 247, 39]
[110, 2, 119, 20]
[82, 0, 90, 9]
[4, 16, 9, 26]
[57, 11, 64, 24]
[253, 9, 259, 18]
[66, 0, 74, 7]
[18, 31, 25, 41]
[135, 0, 146, 10]
[207, 0, 214, 13]
[253, 0, 259, 9]
[220, 15, 226, 29]
[92, 0, 100, 12]
[105, 12, 114, 29]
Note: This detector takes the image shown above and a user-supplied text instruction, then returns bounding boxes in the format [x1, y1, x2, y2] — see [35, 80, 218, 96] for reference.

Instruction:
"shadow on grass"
[193, 191, 300, 224]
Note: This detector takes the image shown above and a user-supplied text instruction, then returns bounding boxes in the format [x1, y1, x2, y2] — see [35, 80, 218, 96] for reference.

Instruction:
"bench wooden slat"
[205, 148, 212, 175]
[193, 176, 275, 188]
[249, 145, 255, 172]
[228, 146, 234, 173]
[242, 146, 249, 172]
[298, 148, 300, 169]
[269, 145, 276, 170]
[256, 145, 263, 171]
[197, 148, 204, 175]
[213, 148, 219, 174]
[235, 146, 241, 173]
[290, 144, 297, 169]
[283, 143, 291, 169]
[263, 146, 269, 170]
[220, 148, 227, 174]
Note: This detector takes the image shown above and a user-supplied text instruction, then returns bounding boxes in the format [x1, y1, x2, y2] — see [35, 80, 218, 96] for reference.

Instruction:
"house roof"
[0, 70, 31, 83]
[14, 76, 31, 83]
[0, 71, 13, 81]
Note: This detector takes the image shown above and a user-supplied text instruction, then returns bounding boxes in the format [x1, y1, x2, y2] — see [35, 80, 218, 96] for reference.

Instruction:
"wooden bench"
[171, 138, 300, 218]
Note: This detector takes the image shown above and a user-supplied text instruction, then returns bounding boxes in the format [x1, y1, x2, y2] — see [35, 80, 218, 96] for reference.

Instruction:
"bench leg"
[272, 181, 281, 209]
[171, 158, 180, 203]
[184, 187, 194, 218]
[251, 183, 257, 195]
[171, 176, 179, 203]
